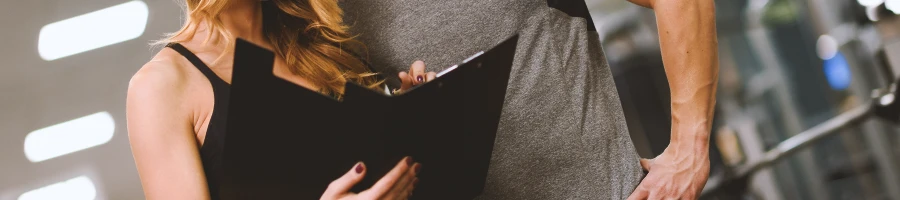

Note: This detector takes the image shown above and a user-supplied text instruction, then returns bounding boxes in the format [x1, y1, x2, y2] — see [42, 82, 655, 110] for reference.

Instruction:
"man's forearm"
[653, 0, 719, 151]
[624, 1, 720, 198]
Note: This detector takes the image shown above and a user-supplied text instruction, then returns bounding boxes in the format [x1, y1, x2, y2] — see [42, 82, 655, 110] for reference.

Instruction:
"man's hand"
[625, 0, 719, 198]
[628, 144, 710, 200]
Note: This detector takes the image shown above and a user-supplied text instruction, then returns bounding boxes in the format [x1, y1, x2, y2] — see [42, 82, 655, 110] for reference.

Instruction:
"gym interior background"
[1, 0, 899, 199]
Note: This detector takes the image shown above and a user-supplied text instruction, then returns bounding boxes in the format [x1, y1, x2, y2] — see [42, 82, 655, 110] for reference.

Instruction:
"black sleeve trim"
[546, 0, 597, 31]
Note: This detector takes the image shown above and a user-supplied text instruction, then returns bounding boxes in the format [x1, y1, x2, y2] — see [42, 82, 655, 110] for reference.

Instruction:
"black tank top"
[166, 43, 229, 199]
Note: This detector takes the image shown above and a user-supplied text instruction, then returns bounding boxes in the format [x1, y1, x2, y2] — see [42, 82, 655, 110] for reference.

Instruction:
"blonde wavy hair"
[159, 0, 381, 97]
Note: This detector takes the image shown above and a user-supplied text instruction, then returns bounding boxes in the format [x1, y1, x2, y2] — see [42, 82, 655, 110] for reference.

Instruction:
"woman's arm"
[127, 60, 211, 200]
[625, 0, 719, 199]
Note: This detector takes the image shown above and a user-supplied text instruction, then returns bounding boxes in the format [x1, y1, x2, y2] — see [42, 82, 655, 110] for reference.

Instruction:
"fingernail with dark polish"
[414, 179, 419, 185]
[406, 157, 414, 166]
[415, 164, 422, 174]
[416, 76, 424, 83]
[355, 163, 364, 174]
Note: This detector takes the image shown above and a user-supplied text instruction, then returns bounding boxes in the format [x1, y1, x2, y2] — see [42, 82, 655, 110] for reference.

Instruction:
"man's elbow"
[627, 0, 654, 9]
[647, 0, 717, 18]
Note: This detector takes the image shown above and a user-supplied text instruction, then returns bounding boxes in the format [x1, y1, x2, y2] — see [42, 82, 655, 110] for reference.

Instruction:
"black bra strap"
[166, 43, 230, 86]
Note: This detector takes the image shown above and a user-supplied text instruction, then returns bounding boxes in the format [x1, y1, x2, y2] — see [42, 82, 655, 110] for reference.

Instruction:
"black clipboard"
[221, 35, 519, 199]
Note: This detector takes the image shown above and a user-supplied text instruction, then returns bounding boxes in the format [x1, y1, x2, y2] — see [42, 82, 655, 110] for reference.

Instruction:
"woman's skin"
[126, 1, 432, 199]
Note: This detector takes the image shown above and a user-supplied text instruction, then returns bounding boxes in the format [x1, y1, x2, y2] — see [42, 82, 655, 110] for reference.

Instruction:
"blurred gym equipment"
[593, 0, 900, 199]
[700, 3, 900, 199]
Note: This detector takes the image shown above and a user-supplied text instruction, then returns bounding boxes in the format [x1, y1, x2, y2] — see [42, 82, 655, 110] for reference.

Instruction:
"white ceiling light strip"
[857, 0, 885, 7]
[37, 1, 149, 61]
[23, 112, 115, 163]
[888, 0, 900, 14]
[18, 176, 97, 200]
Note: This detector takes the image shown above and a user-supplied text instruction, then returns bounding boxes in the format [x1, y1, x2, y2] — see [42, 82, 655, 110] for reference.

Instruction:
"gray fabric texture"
[341, 1, 644, 199]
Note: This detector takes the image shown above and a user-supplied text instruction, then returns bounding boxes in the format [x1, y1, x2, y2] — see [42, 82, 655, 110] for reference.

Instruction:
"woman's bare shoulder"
[127, 48, 197, 107]
[132, 48, 195, 92]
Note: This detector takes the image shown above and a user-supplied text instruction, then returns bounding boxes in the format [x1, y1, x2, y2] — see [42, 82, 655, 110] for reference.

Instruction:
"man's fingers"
[626, 185, 650, 200]
[410, 61, 426, 84]
[366, 157, 413, 196]
[322, 162, 366, 199]
[639, 158, 653, 171]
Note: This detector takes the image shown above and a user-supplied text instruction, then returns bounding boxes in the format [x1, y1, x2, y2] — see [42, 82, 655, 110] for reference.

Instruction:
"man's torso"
[342, 1, 644, 199]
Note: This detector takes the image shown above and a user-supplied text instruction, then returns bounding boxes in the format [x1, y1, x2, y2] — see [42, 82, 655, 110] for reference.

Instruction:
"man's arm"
[625, 0, 719, 199]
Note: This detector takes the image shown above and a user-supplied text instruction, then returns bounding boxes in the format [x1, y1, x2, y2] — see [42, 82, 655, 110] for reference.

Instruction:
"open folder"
[221, 35, 519, 199]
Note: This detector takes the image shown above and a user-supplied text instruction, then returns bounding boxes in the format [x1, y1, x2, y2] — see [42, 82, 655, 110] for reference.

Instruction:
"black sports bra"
[166, 43, 229, 199]
[165, 42, 382, 199]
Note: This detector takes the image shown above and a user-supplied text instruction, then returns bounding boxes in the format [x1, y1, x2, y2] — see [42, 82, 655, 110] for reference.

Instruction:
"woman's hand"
[321, 157, 422, 200]
[394, 61, 437, 94]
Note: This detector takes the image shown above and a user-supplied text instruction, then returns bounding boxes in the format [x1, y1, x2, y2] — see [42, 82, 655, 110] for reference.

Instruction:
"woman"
[126, 0, 434, 199]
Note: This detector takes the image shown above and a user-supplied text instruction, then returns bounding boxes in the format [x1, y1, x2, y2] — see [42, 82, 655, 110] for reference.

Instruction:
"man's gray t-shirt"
[342, 1, 644, 199]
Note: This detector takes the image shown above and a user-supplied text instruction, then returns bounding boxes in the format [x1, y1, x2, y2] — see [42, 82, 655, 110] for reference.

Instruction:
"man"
[342, 0, 717, 199]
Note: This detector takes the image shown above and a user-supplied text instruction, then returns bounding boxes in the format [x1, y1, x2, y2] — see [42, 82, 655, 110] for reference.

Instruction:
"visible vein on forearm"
[654, 0, 719, 144]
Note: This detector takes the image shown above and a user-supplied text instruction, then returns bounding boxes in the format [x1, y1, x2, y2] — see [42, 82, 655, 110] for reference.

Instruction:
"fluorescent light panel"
[18, 176, 97, 200]
[858, 0, 885, 7]
[888, 0, 900, 14]
[38, 1, 149, 61]
[24, 112, 115, 162]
